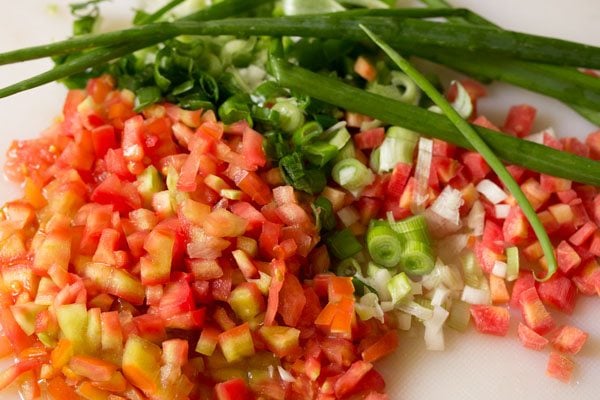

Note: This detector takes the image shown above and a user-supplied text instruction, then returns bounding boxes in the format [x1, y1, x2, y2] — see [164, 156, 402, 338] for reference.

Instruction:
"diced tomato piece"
[503, 104, 536, 137]
[469, 305, 510, 336]
[278, 273, 306, 327]
[551, 325, 588, 355]
[91, 173, 141, 213]
[556, 240, 581, 275]
[546, 352, 575, 383]
[265, 260, 286, 326]
[519, 287, 555, 335]
[334, 360, 373, 399]
[215, 378, 251, 400]
[537, 275, 577, 314]
[354, 56, 377, 82]
[361, 330, 399, 363]
[502, 206, 530, 245]
[517, 322, 548, 351]
[354, 128, 385, 150]
[241, 127, 266, 170]
[569, 221, 597, 246]
[461, 152, 490, 183]
[586, 129, 600, 160]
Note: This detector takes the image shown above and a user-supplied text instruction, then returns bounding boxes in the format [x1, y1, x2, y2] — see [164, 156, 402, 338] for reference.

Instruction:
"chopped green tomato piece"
[228, 283, 265, 322]
[56, 304, 88, 354]
[122, 335, 162, 395]
[10, 303, 47, 336]
[218, 323, 255, 363]
[258, 326, 300, 357]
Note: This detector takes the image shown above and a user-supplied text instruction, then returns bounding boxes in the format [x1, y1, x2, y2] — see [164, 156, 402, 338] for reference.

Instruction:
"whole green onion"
[360, 24, 557, 281]
[332, 158, 375, 192]
[366, 223, 404, 268]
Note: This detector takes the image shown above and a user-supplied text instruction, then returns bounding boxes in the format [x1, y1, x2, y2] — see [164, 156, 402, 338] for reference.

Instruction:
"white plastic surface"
[0, 1, 599, 399]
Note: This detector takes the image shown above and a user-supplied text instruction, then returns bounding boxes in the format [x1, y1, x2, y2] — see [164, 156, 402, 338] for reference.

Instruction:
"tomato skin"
[278, 273, 306, 327]
[353, 128, 385, 150]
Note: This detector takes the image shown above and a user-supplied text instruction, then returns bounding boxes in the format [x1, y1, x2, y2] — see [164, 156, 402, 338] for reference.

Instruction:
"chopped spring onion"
[429, 185, 463, 225]
[374, 126, 419, 172]
[423, 305, 449, 351]
[335, 141, 356, 164]
[506, 246, 520, 282]
[446, 300, 471, 332]
[292, 121, 323, 146]
[438, 263, 465, 291]
[435, 233, 468, 265]
[467, 200, 485, 237]
[365, 262, 393, 301]
[312, 196, 336, 231]
[396, 311, 412, 331]
[303, 141, 339, 167]
[413, 137, 433, 212]
[387, 272, 413, 305]
[492, 260, 508, 278]
[399, 240, 435, 276]
[355, 292, 385, 323]
[359, 24, 557, 281]
[280, 152, 326, 194]
[218, 94, 253, 125]
[430, 81, 473, 119]
[272, 98, 305, 133]
[336, 258, 361, 277]
[461, 252, 483, 288]
[326, 126, 352, 150]
[327, 228, 363, 259]
[337, 206, 360, 227]
[396, 300, 434, 321]
[366, 223, 404, 268]
[367, 71, 421, 105]
[331, 158, 375, 192]
[430, 285, 450, 307]
[391, 215, 431, 245]
[461, 285, 490, 305]
[476, 179, 508, 204]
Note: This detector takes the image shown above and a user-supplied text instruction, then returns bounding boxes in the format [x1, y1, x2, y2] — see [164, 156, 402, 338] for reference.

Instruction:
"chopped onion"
[435, 234, 468, 264]
[423, 208, 461, 238]
[524, 127, 555, 144]
[448, 80, 474, 119]
[466, 200, 485, 236]
[461, 285, 490, 305]
[387, 272, 413, 305]
[429, 185, 464, 225]
[355, 292, 385, 322]
[410, 280, 423, 296]
[423, 306, 449, 351]
[380, 301, 395, 312]
[396, 311, 412, 331]
[360, 118, 383, 131]
[324, 120, 347, 135]
[491, 260, 508, 278]
[396, 300, 433, 321]
[494, 204, 511, 219]
[412, 137, 433, 213]
[365, 263, 392, 302]
[421, 260, 443, 291]
[439, 264, 464, 292]
[446, 300, 471, 332]
[277, 366, 296, 383]
[476, 179, 508, 204]
[337, 206, 360, 227]
[430, 285, 450, 307]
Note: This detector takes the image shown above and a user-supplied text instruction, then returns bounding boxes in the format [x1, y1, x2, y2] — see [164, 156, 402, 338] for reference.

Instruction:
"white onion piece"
[396, 311, 412, 331]
[424, 326, 445, 351]
[380, 301, 395, 313]
[495, 204, 511, 219]
[461, 285, 491, 305]
[492, 260, 508, 278]
[355, 292, 385, 322]
[467, 200, 485, 237]
[325, 120, 347, 135]
[429, 185, 464, 225]
[278, 366, 296, 383]
[525, 127, 555, 144]
[421, 261, 443, 291]
[435, 233, 468, 264]
[366, 265, 393, 302]
[337, 206, 360, 227]
[476, 179, 508, 204]
[431, 285, 451, 307]
[396, 301, 434, 321]
[412, 137, 433, 213]
[423, 208, 461, 238]
[410, 280, 423, 296]
[439, 264, 464, 292]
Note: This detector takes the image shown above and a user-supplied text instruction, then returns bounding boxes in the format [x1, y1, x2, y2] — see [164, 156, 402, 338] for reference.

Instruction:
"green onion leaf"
[134, 86, 162, 112]
[387, 272, 413, 304]
[292, 121, 323, 146]
[327, 229, 363, 259]
[304, 142, 339, 167]
[313, 196, 336, 231]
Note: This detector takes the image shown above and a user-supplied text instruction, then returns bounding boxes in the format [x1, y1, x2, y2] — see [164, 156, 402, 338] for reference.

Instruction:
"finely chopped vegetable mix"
[0, 0, 600, 398]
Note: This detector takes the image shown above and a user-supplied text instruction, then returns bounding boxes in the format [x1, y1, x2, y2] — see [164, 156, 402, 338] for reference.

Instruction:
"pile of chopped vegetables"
[1, 0, 600, 398]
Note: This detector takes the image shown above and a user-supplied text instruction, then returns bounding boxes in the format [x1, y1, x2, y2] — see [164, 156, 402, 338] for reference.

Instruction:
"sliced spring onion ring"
[366, 223, 404, 268]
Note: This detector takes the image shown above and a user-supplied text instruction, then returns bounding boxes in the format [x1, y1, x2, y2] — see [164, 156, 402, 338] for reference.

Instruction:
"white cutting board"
[0, 1, 599, 399]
